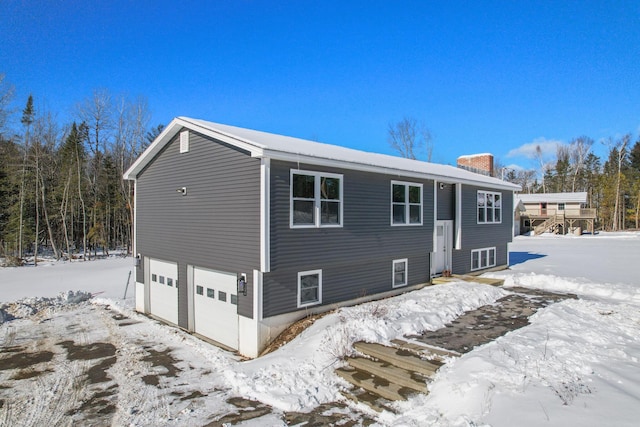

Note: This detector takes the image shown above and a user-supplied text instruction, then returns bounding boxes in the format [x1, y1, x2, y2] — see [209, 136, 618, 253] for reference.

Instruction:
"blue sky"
[1, 1, 639, 170]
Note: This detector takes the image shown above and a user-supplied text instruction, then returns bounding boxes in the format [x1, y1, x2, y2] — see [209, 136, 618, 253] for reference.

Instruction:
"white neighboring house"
[515, 192, 596, 235]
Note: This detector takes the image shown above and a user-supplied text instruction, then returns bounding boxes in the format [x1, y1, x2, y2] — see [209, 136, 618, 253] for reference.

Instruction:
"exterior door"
[148, 258, 179, 325]
[193, 267, 239, 350]
[435, 220, 453, 274]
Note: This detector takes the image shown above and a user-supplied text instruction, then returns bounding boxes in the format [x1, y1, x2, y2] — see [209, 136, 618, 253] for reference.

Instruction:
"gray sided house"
[124, 117, 520, 358]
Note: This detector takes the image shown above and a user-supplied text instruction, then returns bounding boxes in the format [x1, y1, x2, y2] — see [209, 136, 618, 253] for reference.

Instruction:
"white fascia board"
[124, 118, 184, 179]
[123, 117, 266, 180]
[179, 117, 265, 157]
[262, 149, 521, 192]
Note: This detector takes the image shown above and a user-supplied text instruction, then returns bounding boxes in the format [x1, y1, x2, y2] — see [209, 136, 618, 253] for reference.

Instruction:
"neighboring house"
[124, 117, 521, 358]
[515, 192, 596, 235]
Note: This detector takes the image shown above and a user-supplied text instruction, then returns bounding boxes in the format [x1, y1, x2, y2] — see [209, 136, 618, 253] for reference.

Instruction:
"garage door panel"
[149, 259, 178, 325]
[193, 267, 239, 350]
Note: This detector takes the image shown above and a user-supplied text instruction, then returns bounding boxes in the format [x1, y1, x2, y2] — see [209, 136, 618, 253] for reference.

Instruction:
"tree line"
[0, 74, 163, 265]
[500, 135, 640, 231]
[388, 117, 640, 232]
[1, 78, 639, 266]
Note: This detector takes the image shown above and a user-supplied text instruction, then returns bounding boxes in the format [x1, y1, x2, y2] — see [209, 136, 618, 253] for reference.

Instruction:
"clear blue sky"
[1, 1, 639, 170]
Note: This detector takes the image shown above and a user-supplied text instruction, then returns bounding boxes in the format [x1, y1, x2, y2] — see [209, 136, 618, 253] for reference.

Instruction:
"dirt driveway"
[0, 301, 372, 426]
[1, 285, 574, 426]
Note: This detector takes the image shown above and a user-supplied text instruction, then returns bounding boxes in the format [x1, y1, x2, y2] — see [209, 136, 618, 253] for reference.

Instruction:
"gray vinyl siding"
[135, 130, 260, 327]
[451, 184, 514, 274]
[437, 183, 455, 220]
[263, 160, 434, 318]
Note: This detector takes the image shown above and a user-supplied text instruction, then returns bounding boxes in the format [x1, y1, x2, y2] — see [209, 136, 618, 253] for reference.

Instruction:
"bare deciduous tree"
[388, 117, 433, 161]
[569, 136, 593, 192]
[0, 74, 14, 136]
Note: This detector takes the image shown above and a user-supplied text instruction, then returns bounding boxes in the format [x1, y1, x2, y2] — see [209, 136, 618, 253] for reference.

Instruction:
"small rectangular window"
[159, 276, 165, 285]
[392, 259, 408, 288]
[558, 203, 565, 211]
[151, 274, 157, 282]
[167, 278, 173, 287]
[218, 291, 227, 302]
[207, 288, 215, 298]
[230, 294, 238, 305]
[298, 270, 322, 307]
[180, 130, 189, 153]
[196, 285, 204, 295]
[471, 247, 497, 271]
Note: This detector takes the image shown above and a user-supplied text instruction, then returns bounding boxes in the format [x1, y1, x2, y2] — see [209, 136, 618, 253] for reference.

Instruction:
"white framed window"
[297, 269, 322, 307]
[290, 170, 343, 228]
[471, 247, 496, 271]
[391, 181, 423, 226]
[558, 203, 565, 211]
[392, 259, 408, 288]
[179, 130, 190, 153]
[477, 191, 502, 224]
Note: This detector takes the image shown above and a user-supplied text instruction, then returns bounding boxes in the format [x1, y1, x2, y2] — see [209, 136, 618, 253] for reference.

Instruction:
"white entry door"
[435, 220, 453, 274]
[149, 258, 179, 325]
[193, 267, 239, 350]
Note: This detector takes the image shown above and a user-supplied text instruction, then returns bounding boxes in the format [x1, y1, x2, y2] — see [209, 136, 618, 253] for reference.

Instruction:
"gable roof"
[515, 192, 588, 204]
[124, 117, 520, 191]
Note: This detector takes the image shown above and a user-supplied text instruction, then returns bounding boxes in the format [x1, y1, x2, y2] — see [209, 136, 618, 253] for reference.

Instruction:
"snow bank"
[0, 290, 92, 324]
[502, 272, 640, 303]
[227, 282, 506, 412]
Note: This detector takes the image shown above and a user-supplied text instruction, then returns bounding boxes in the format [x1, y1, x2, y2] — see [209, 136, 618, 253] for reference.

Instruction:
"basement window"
[471, 247, 496, 271]
[392, 259, 408, 288]
[298, 269, 322, 308]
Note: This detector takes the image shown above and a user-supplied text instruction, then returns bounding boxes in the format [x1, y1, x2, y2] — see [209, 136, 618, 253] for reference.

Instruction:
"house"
[515, 192, 596, 235]
[124, 117, 521, 358]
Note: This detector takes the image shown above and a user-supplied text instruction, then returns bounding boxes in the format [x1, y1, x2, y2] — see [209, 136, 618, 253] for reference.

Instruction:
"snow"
[0, 256, 134, 302]
[126, 117, 520, 191]
[1, 232, 640, 426]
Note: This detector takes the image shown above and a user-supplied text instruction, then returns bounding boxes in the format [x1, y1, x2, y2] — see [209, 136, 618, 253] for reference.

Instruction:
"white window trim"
[392, 258, 408, 288]
[477, 190, 502, 224]
[471, 247, 497, 271]
[391, 181, 423, 226]
[290, 169, 344, 229]
[297, 269, 322, 308]
[179, 130, 190, 153]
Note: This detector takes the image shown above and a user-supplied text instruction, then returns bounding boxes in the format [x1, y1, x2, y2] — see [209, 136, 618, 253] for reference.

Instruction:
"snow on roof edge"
[127, 117, 520, 191]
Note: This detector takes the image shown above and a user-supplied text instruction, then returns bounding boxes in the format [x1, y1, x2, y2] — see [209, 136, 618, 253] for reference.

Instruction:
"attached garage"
[148, 258, 179, 325]
[193, 267, 239, 350]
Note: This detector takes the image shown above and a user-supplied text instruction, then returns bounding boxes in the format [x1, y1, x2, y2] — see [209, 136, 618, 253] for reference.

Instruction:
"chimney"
[457, 153, 494, 176]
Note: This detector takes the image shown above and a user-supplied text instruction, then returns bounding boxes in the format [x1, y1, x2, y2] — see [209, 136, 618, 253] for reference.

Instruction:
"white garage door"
[193, 267, 239, 350]
[149, 258, 179, 325]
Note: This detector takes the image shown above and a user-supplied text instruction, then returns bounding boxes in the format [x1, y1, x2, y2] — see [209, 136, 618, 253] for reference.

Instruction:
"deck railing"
[523, 208, 596, 218]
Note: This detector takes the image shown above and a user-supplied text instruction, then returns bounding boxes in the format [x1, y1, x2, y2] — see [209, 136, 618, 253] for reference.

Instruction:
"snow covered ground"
[1, 232, 639, 426]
